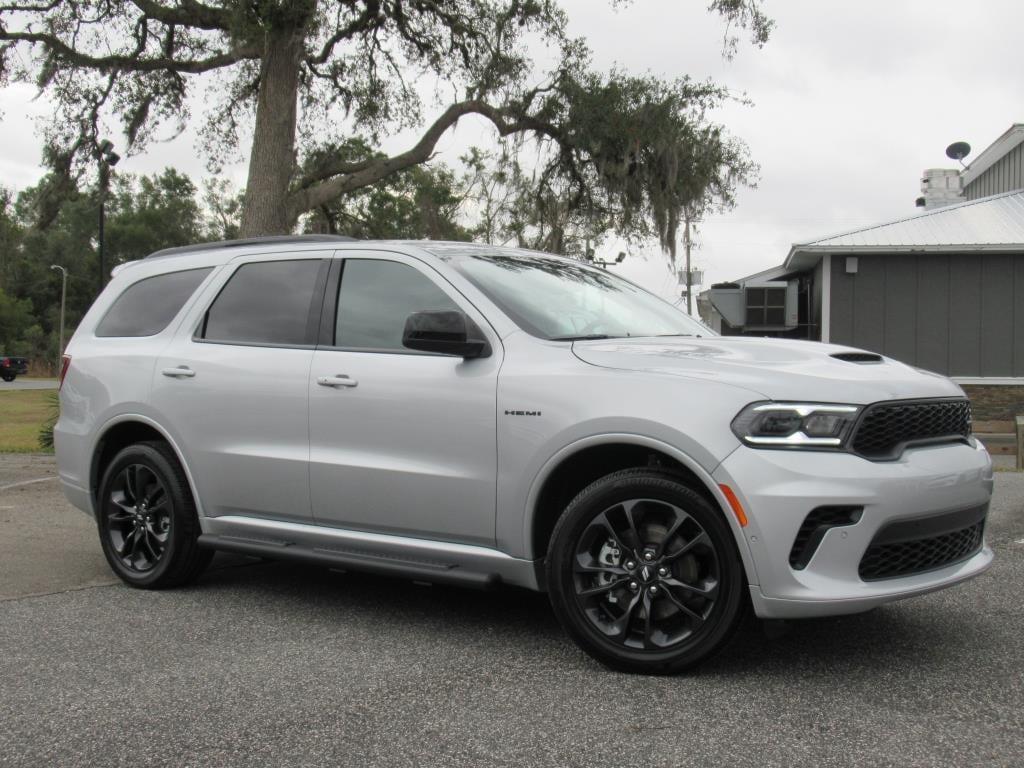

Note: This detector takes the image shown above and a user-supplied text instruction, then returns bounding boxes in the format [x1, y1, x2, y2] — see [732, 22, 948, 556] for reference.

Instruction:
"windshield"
[446, 251, 714, 340]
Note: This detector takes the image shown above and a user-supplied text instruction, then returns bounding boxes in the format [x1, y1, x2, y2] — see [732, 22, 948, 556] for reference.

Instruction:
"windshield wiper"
[656, 333, 696, 337]
[549, 334, 619, 341]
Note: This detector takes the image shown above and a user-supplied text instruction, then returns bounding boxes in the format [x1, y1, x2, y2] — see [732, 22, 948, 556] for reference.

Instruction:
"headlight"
[731, 402, 861, 449]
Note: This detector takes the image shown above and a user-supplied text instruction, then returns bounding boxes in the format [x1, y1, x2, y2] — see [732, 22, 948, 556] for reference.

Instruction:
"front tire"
[547, 468, 747, 674]
[96, 441, 212, 589]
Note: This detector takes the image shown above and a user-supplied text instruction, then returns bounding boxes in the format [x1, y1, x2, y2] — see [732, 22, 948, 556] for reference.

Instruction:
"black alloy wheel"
[97, 441, 212, 589]
[105, 463, 172, 572]
[572, 497, 721, 649]
[547, 468, 746, 674]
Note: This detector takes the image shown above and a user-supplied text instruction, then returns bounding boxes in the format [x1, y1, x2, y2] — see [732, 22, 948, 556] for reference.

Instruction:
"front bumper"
[713, 439, 994, 619]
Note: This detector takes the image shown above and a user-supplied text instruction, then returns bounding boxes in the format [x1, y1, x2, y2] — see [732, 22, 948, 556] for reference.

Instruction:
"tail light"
[1, 357, 8, 368]
[59, 355, 71, 390]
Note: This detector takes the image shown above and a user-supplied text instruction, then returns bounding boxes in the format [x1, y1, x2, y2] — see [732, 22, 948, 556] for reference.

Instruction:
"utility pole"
[95, 139, 120, 294]
[98, 165, 106, 294]
[50, 265, 67, 375]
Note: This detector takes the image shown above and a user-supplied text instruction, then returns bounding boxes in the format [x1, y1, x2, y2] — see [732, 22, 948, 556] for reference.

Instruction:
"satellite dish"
[945, 141, 971, 165]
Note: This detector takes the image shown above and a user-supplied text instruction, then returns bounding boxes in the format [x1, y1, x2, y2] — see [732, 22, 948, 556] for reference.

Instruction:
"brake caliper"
[597, 538, 623, 603]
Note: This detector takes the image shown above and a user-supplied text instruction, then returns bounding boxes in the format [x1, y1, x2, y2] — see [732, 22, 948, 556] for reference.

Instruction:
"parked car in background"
[1, 355, 29, 382]
[54, 235, 994, 674]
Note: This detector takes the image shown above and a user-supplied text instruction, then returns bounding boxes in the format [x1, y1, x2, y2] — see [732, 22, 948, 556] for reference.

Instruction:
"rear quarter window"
[95, 267, 213, 338]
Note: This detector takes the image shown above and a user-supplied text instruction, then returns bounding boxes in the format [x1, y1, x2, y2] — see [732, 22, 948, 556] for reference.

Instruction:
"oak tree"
[0, 0, 770, 245]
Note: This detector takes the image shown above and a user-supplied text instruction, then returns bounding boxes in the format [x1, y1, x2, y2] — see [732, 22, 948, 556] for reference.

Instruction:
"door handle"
[317, 375, 358, 388]
[161, 366, 196, 378]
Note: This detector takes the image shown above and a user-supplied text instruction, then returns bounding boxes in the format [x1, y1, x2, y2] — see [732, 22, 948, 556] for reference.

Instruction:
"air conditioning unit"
[707, 280, 799, 331]
[744, 281, 798, 328]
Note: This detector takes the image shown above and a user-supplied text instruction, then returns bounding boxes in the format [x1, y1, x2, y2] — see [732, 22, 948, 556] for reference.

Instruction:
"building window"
[746, 286, 786, 326]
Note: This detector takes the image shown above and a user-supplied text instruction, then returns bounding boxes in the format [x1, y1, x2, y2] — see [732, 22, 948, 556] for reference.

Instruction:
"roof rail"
[145, 234, 358, 260]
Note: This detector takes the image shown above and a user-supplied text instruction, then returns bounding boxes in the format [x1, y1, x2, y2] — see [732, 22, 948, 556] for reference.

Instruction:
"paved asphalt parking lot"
[1, 455, 1022, 767]
[0, 378, 58, 391]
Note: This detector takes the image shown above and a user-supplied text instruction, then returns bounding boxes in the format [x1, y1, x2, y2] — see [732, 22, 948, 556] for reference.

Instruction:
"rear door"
[150, 253, 330, 522]
[308, 252, 501, 546]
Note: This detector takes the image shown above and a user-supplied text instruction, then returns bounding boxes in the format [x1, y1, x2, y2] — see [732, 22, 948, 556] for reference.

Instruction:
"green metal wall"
[964, 142, 1024, 199]
[827, 252, 1024, 377]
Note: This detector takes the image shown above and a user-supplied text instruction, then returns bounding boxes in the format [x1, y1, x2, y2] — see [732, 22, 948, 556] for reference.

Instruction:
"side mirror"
[402, 310, 491, 359]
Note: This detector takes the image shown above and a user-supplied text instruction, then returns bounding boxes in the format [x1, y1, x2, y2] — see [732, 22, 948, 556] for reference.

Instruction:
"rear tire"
[1, 374, 14, 382]
[96, 441, 212, 589]
[546, 468, 747, 674]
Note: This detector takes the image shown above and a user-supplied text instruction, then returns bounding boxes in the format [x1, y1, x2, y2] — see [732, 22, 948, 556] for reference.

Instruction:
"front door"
[308, 254, 500, 546]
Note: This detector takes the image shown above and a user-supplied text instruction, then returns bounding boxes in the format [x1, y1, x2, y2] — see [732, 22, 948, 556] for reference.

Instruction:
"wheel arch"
[90, 414, 205, 519]
[523, 434, 757, 584]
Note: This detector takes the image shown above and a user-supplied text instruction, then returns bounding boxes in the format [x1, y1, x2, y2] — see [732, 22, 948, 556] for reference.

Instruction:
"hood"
[571, 336, 963, 404]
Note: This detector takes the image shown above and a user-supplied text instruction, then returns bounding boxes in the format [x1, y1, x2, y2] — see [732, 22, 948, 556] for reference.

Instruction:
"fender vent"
[790, 506, 863, 570]
[831, 352, 883, 364]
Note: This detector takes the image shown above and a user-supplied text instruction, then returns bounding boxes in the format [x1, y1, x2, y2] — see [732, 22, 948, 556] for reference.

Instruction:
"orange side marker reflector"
[719, 484, 748, 527]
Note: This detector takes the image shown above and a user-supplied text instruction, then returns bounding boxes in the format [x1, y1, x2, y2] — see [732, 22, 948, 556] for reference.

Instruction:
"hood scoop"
[831, 352, 883, 364]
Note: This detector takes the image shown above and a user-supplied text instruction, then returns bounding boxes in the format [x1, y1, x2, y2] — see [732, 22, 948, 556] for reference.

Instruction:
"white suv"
[55, 235, 994, 674]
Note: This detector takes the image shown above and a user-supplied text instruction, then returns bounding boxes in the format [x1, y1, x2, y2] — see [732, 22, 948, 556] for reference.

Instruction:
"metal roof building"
[701, 190, 1024, 385]
[700, 137, 1024, 420]
[961, 124, 1024, 200]
[786, 189, 1024, 258]
[795, 191, 1024, 385]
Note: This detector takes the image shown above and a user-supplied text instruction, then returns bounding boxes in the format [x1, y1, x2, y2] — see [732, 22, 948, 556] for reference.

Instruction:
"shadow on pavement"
[188, 554, 990, 680]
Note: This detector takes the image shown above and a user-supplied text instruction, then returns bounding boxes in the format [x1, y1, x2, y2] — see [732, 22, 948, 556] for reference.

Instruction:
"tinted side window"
[96, 268, 213, 337]
[201, 260, 323, 346]
[335, 260, 460, 350]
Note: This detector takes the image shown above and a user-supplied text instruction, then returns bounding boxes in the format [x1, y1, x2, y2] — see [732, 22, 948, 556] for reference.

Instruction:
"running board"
[197, 515, 541, 591]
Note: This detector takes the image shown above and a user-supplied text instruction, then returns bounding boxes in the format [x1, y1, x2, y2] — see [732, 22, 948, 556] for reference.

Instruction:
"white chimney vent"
[919, 168, 964, 209]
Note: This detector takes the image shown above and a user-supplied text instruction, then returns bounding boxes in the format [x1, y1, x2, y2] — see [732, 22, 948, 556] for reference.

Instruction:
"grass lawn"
[0, 390, 55, 453]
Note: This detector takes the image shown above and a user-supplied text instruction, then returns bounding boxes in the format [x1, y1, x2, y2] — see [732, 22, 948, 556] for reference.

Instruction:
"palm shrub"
[38, 390, 59, 451]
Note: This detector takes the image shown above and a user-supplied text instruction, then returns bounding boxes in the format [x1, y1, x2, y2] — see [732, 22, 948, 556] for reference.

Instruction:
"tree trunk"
[239, 29, 303, 237]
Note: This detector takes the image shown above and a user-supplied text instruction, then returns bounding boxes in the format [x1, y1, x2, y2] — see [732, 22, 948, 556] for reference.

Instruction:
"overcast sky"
[1, 0, 1022, 305]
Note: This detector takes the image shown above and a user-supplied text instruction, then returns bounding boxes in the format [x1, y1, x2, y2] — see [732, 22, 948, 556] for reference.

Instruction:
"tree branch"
[0, 29, 258, 73]
[305, 2, 384, 65]
[297, 157, 377, 189]
[289, 98, 565, 217]
[0, 1, 61, 12]
[127, 0, 231, 31]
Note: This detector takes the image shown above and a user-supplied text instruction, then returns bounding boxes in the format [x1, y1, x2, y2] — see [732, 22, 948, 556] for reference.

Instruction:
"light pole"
[683, 214, 692, 314]
[95, 139, 120, 294]
[50, 265, 67, 375]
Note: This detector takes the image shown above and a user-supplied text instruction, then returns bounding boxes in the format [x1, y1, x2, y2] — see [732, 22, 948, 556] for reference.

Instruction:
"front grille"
[858, 517, 985, 581]
[851, 399, 971, 459]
